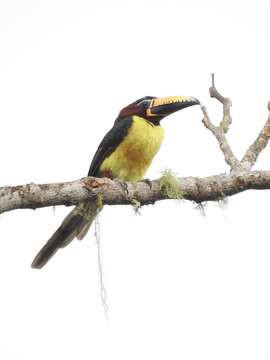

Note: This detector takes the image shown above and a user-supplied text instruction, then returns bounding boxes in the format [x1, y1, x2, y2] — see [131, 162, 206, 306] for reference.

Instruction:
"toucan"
[31, 95, 200, 269]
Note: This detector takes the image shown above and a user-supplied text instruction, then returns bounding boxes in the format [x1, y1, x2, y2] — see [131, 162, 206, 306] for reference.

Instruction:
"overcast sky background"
[1, 1, 270, 359]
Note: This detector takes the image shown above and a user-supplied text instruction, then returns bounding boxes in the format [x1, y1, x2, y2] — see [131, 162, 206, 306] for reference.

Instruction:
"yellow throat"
[100, 116, 164, 181]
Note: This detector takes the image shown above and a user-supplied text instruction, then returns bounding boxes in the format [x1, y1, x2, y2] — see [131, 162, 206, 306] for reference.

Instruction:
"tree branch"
[241, 101, 270, 170]
[201, 74, 243, 171]
[1, 171, 270, 214]
[201, 105, 241, 170]
[209, 73, 232, 133]
[1, 75, 270, 216]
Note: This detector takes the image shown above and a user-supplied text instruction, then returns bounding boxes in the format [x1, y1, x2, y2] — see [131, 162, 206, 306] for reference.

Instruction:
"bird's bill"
[146, 96, 200, 117]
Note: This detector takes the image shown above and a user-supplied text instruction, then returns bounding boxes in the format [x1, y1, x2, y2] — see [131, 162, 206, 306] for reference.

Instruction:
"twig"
[241, 101, 270, 170]
[209, 73, 232, 133]
[201, 106, 241, 170]
[201, 74, 244, 172]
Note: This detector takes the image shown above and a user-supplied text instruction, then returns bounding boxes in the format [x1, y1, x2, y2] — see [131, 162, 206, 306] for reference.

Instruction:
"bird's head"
[118, 95, 200, 124]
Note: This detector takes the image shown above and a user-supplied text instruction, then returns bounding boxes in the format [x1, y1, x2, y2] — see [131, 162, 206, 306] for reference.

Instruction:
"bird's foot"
[115, 179, 129, 196]
[143, 178, 152, 190]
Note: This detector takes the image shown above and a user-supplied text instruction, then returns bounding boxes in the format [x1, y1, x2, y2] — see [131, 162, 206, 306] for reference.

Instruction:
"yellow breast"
[100, 116, 164, 181]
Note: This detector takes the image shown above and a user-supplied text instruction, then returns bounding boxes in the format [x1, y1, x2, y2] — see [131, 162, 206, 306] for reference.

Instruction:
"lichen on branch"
[159, 169, 183, 200]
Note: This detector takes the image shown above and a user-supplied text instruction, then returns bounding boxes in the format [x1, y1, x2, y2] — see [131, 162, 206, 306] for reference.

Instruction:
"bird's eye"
[135, 96, 156, 108]
[138, 99, 150, 107]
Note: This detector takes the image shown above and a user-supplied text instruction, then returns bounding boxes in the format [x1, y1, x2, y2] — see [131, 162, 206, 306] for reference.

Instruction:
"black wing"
[88, 116, 133, 177]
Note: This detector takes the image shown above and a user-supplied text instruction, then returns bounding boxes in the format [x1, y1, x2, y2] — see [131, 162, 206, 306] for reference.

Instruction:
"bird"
[31, 95, 200, 269]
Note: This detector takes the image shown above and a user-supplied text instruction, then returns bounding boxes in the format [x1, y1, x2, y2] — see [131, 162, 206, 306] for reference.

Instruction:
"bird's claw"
[143, 178, 152, 190]
[115, 179, 129, 195]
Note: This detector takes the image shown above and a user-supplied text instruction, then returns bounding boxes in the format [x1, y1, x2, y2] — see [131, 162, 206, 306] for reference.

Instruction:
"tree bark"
[1, 74, 270, 215]
[0, 171, 270, 214]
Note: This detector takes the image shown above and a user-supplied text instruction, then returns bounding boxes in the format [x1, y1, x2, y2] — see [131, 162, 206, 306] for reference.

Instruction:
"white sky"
[1, 1, 270, 359]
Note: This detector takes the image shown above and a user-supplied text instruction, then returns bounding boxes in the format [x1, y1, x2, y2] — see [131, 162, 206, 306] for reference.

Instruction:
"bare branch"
[1, 172, 270, 214]
[241, 102, 270, 170]
[1, 75, 270, 225]
[201, 106, 241, 170]
[209, 73, 232, 133]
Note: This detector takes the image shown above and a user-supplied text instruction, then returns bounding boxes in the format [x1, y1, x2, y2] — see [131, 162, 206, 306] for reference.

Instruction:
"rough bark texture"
[1, 74, 270, 215]
[1, 171, 270, 214]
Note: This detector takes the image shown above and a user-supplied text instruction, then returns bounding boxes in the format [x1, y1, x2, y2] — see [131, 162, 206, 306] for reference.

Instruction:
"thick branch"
[1, 172, 270, 214]
[1, 76, 270, 218]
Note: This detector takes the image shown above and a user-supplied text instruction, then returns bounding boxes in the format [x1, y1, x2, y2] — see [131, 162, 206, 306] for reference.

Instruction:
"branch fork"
[201, 73, 270, 174]
[1, 74, 270, 214]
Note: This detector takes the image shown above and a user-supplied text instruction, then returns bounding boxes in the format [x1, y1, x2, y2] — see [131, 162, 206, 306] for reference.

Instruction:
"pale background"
[0, 1, 270, 359]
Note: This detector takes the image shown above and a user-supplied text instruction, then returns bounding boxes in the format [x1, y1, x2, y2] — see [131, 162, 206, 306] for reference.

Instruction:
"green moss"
[75, 194, 103, 220]
[96, 193, 104, 210]
[159, 169, 183, 200]
[131, 197, 141, 213]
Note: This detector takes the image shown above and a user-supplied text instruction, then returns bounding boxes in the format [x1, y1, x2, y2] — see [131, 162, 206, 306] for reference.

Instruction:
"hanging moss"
[131, 197, 141, 212]
[159, 169, 183, 200]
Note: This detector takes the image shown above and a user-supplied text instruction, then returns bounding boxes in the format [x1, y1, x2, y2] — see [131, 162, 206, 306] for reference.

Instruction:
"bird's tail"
[31, 200, 102, 269]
